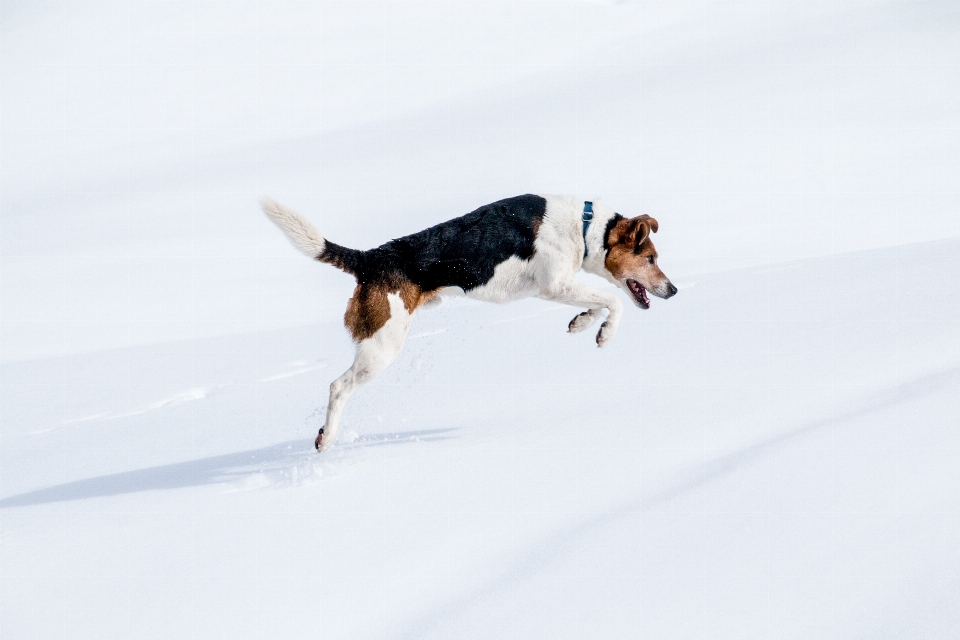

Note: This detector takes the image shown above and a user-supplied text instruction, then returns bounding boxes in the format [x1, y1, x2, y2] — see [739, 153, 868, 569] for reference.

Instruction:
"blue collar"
[582, 201, 593, 258]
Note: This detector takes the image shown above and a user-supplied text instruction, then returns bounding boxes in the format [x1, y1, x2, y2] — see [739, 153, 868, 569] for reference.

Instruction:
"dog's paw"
[314, 428, 329, 452]
[596, 321, 616, 348]
[568, 310, 598, 334]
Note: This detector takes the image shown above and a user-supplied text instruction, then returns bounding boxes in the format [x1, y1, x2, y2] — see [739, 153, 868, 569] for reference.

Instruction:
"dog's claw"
[567, 313, 584, 332]
[314, 428, 325, 451]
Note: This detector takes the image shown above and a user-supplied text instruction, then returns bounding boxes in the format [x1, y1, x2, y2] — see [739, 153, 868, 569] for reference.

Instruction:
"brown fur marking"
[418, 288, 440, 308]
[398, 280, 423, 313]
[344, 276, 436, 341]
[344, 284, 392, 341]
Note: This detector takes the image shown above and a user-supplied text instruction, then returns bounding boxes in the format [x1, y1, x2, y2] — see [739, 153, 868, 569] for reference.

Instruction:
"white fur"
[463, 256, 540, 303]
[261, 198, 326, 258]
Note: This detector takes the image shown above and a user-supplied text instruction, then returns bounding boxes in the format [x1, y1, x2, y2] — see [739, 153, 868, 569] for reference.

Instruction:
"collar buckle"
[582, 201, 594, 258]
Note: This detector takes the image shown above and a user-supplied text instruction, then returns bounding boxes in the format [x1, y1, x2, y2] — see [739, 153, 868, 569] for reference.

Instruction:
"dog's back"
[361, 194, 546, 292]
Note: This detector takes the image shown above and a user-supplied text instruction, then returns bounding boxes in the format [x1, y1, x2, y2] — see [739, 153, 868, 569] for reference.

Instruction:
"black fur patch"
[319, 240, 364, 276]
[602, 214, 624, 252]
[348, 194, 547, 292]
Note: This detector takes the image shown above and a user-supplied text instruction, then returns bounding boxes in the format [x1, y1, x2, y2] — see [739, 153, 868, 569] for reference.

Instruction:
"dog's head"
[604, 214, 677, 309]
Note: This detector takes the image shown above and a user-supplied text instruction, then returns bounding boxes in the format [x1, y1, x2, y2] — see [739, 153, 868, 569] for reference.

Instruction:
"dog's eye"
[647, 255, 655, 264]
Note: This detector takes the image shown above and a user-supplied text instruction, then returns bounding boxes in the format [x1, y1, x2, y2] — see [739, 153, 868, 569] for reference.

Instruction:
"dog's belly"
[461, 255, 539, 303]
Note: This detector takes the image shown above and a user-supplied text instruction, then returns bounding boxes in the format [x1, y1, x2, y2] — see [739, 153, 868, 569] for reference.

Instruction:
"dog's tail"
[261, 198, 362, 277]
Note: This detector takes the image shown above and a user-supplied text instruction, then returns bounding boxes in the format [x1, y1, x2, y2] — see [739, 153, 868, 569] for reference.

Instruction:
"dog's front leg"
[540, 280, 623, 347]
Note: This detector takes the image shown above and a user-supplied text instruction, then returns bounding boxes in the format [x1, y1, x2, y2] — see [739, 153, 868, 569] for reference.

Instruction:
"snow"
[2, 1, 959, 638]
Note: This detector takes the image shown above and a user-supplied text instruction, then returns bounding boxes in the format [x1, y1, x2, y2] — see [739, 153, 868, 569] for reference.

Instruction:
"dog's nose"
[667, 283, 678, 298]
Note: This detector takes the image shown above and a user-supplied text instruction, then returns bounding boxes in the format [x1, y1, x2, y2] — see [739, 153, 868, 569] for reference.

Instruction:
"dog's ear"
[633, 215, 658, 247]
[639, 214, 658, 234]
[609, 214, 660, 249]
[611, 215, 659, 247]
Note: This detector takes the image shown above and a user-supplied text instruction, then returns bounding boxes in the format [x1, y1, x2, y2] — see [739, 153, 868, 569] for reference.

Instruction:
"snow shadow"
[0, 428, 458, 508]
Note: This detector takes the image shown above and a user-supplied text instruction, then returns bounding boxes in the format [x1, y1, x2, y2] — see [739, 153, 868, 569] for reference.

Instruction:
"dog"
[263, 194, 677, 451]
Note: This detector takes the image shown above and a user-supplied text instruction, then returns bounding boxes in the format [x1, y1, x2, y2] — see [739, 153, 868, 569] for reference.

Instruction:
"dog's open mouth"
[627, 279, 650, 308]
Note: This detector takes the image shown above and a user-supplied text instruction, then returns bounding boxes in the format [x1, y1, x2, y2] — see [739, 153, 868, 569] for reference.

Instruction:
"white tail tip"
[261, 198, 326, 258]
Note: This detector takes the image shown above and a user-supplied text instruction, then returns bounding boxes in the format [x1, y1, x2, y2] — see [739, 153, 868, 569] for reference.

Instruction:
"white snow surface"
[2, 1, 960, 638]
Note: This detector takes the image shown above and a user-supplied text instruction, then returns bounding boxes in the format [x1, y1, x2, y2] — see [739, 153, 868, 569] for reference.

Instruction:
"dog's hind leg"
[317, 291, 414, 452]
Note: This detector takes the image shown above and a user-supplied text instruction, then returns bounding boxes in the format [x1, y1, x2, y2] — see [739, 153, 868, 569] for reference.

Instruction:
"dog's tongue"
[628, 279, 650, 305]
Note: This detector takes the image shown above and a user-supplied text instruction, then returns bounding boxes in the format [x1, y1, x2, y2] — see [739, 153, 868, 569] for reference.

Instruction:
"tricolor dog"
[263, 194, 677, 451]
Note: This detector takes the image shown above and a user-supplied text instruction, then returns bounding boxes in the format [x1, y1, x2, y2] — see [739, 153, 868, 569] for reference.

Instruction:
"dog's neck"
[580, 201, 618, 281]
